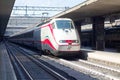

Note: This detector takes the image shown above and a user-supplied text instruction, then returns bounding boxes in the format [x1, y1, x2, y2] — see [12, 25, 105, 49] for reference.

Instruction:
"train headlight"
[72, 40, 79, 43]
[59, 40, 62, 43]
[75, 40, 79, 43]
[59, 40, 79, 43]
[59, 40, 66, 43]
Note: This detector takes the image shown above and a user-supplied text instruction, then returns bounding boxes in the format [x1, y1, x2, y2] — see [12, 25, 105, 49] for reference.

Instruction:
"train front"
[52, 18, 81, 56]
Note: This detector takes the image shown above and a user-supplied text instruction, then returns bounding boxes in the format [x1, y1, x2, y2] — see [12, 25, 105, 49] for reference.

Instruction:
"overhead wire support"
[12, 6, 69, 17]
[13, 6, 69, 11]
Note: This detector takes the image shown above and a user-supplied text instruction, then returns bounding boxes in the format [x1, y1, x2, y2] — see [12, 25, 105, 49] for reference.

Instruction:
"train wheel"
[80, 52, 88, 60]
[42, 49, 51, 55]
[40, 50, 44, 55]
[41, 50, 47, 55]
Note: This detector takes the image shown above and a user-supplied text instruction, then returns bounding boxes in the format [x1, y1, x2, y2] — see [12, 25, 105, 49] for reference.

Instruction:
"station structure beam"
[74, 21, 82, 41]
[92, 16, 105, 50]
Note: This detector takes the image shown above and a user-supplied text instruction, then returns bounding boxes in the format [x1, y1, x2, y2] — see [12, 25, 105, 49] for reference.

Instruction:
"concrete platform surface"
[0, 42, 17, 80]
[81, 47, 120, 64]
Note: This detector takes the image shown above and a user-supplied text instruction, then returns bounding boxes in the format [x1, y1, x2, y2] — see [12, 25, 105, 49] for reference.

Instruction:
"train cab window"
[56, 20, 74, 29]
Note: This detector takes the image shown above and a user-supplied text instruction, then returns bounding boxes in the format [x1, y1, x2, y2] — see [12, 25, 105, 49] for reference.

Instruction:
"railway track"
[42, 55, 120, 80]
[5, 43, 76, 80]
[5, 42, 120, 80]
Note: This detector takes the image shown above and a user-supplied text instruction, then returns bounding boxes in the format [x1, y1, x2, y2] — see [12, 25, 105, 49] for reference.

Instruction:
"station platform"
[81, 47, 120, 65]
[0, 42, 17, 80]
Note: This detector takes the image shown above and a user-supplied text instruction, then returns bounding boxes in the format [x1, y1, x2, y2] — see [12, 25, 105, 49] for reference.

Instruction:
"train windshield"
[56, 20, 74, 29]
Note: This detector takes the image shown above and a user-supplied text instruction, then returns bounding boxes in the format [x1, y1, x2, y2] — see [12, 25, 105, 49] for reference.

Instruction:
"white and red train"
[9, 18, 81, 56]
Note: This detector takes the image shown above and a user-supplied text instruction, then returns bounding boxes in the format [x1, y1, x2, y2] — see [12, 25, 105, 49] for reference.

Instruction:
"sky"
[13, 0, 86, 16]
[14, 0, 86, 7]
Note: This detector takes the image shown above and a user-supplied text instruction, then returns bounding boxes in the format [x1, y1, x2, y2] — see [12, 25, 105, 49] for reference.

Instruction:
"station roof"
[52, 0, 120, 21]
[0, 0, 15, 37]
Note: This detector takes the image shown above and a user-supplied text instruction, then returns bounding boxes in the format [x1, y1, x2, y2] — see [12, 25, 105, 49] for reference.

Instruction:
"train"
[9, 18, 81, 56]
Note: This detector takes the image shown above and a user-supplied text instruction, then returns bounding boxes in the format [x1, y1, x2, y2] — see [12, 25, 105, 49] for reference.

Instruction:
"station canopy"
[52, 0, 120, 21]
[0, 0, 15, 37]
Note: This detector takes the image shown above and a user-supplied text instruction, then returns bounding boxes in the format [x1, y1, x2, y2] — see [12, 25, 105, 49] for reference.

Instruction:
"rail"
[6, 42, 76, 80]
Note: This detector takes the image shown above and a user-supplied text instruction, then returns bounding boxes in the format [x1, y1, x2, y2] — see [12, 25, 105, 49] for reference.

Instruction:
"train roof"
[9, 25, 36, 37]
[35, 18, 72, 27]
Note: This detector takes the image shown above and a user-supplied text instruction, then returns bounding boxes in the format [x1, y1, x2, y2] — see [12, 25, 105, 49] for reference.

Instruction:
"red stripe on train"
[41, 39, 56, 50]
